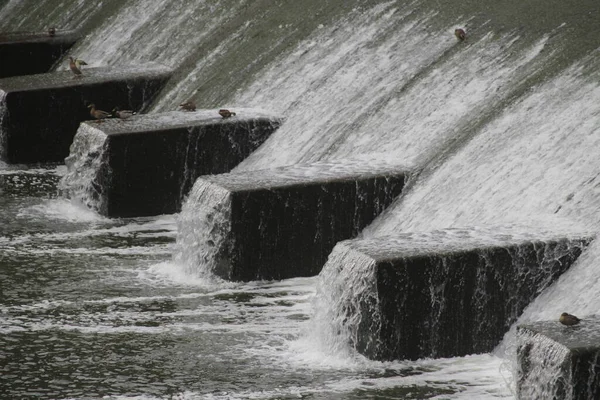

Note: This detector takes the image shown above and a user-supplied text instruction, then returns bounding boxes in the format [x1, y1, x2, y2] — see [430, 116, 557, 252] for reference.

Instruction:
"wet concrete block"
[0, 30, 79, 78]
[517, 317, 600, 399]
[0, 64, 171, 163]
[335, 230, 593, 361]
[62, 110, 281, 218]
[191, 160, 407, 281]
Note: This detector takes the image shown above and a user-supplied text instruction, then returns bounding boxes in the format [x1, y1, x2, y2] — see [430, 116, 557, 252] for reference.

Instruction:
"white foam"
[17, 198, 107, 223]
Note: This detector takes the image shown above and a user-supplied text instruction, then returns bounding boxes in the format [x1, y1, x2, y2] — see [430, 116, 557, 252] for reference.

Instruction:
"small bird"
[48, 27, 56, 37]
[88, 104, 111, 122]
[454, 28, 466, 41]
[219, 109, 236, 118]
[68, 56, 88, 77]
[559, 312, 581, 326]
[111, 107, 136, 119]
[179, 100, 196, 111]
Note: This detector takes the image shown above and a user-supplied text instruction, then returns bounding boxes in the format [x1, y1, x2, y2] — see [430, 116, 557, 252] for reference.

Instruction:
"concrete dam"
[1, 0, 600, 398]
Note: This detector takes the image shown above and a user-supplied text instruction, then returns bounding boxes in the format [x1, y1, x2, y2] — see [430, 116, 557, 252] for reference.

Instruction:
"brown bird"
[48, 27, 56, 37]
[219, 109, 236, 118]
[88, 104, 111, 122]
[559, 312, 581, 326]
[179, 100, 196, 111]
[68, 56, 88, 77]
[454, 28, 466, 41]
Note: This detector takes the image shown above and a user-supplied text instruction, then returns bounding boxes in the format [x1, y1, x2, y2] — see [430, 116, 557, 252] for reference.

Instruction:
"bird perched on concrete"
[559, 312, 581, 326]
[179, 100, 196, 111]
[111, 107, 136, 119]
[88, 104, 111, 122]
[69, 56, 88, 77]
[454, 28, 466, 41]
[219, 109, 236, 118]
[48, 27, 56, 37]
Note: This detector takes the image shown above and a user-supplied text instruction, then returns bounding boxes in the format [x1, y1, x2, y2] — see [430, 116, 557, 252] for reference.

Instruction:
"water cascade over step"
[0, 64, 171, 163]
[517, 317, 600, 399]
[60, 109, 282, 217]
[177, 159, 409, 281]
[0, 29, 80, 78]
[313, 228, 593, 361]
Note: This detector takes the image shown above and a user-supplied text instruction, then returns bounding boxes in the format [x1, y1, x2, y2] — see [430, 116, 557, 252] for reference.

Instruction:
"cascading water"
[174, 179, 233, 281]
[58, 123, 108, 212]
[2, 0, 600, 398]
[516, 329, 571, 399]
[308, 242, 381, 361]
[233, 11, 554, 170]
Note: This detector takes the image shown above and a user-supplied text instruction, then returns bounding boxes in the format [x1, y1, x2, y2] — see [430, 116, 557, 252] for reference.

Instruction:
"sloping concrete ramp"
[319, 228, 593, 361]
[0, 30, 80, 78]
[517, 317, 600, 399]
[178, 159, 409, 281]
[61, 109, 282, 218]
[0, 64, 171, 163]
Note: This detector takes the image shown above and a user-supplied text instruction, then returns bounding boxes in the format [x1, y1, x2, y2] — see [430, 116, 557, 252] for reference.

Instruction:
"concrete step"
[178, 159, 409, 281]
[518, 316, 600, 399]
[0, 29, 79, 78]
[61, 109, 282, 217]
[319, 228, 593, 361]
[0, 63, 171, 163]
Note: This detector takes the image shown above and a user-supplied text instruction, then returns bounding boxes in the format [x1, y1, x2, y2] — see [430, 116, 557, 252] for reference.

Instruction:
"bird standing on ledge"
[112, 107, 136, 119]
[48, 27, 56, 37]
[559, 312, 581, 326]
[88, 104, 111, 122]
[455, 28, 466, 41]
[69, 56, 88, 77]
[219, 109, 236, 118]
[179, 100, 196, 111]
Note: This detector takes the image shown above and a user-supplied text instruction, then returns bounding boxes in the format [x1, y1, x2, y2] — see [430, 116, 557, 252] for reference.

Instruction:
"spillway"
[2, 0, 600, 398]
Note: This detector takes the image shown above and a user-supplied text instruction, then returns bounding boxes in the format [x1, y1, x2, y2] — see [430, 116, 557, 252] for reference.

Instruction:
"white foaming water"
[0, 0, 101, 31]
[233, 5, 551, 171]
[17, 198, 105, 223]
[59, 123, 108, 212]
[65, 0, 232, 70]
[151, 20, 253, 111]
[368, 58, 600, 234]
[305, 242, 380, 365]
[515, 329, 571, 399]
[350, 52, 600, 390]
[174, 179, 232, 280]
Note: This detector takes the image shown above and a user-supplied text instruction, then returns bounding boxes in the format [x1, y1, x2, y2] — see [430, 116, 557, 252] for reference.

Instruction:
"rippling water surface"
[0, 165, 513, 399]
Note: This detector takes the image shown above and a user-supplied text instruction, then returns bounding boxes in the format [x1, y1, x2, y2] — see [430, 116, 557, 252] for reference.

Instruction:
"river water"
[0, 165, 512, 399]
[2, 0, 600, 398]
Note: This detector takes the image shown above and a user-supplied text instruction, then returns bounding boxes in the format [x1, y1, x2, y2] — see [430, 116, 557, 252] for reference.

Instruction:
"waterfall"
[516, 329, 571, 399]
[309, 242, 380, 361]
[174, 178, 232, 281]
[58, 124, 108, 212]
[232, 13, 552, 170]
[3, 0, 600, 394]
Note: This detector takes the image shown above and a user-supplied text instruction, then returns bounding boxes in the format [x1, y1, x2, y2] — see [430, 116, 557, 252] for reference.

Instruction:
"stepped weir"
[2, 0, 600, 398]
[0, 64, 171, 163]
[60, 110, 282, 217]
